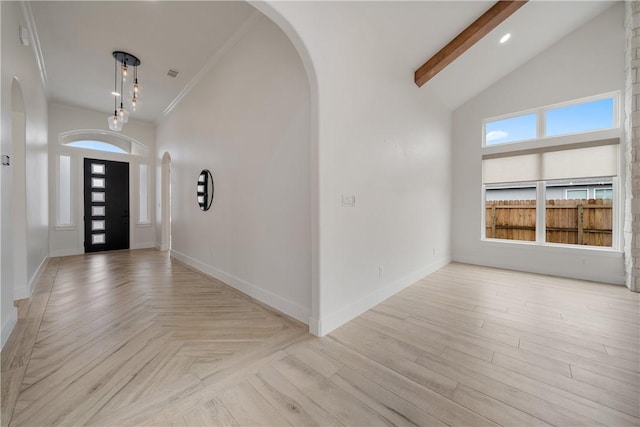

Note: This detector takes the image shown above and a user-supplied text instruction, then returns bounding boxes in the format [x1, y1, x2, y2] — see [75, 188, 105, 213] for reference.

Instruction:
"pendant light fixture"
[108, 56, 122, 132]
[130, 62, 142, 112]
[107, 51, 141, 132]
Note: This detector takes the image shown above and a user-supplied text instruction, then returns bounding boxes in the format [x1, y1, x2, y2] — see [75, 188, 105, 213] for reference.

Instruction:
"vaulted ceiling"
[27, 1, 616, 124]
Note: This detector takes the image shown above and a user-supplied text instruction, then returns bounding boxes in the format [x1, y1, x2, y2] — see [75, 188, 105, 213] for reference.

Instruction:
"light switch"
[19, 26, 30, 46]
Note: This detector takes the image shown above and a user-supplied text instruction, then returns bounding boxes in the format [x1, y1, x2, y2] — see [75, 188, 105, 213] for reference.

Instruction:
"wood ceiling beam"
[414, 0, 528, 88]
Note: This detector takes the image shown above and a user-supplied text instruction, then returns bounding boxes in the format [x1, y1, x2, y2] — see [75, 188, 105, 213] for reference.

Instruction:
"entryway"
[83, 158, 130, 252]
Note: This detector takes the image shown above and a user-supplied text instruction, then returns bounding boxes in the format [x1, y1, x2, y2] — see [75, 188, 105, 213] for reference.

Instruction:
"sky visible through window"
[485, 113, 537, 145]
[485, 97, 615, 146]
[66, 140, 127, 153]
[546, 98, 614, 136]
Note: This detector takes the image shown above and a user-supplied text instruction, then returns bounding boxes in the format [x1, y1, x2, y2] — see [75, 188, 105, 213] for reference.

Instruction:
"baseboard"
[453, 252, 625, 286]
[29, 256, 49, 295]
[156, 243, 169, 251]
[49, 248, 82, 258]
[132, 242, 156, 250]
[170, 250, 310, 324]
[51, 244, 157, 256]
[314, 256, 451, 336]
[308, 317, 321, 336]
[14, 256, 49, 300]
[1, 308, 18, 350]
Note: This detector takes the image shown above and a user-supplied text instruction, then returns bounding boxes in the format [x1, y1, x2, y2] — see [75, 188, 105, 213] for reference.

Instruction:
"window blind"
[483, 144, 618, 184]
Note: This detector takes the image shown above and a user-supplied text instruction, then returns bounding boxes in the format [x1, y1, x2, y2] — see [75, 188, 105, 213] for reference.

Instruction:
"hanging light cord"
[113, 55, 118, 116]
[120, 59, 125, 112]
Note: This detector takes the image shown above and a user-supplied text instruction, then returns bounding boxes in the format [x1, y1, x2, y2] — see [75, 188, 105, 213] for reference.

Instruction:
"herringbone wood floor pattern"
[2, 249, 639, 426]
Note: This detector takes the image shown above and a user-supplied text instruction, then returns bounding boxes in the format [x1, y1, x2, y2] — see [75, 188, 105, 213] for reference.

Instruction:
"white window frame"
[481, 91, 622, 251]
[484, 112, 539, 146]
[482, 91, 620, 148]
[64, 140, 128, 154]
[483, 181, 539, 243]
[55, 151, 75, 230]
[137, 162, 151, 225]
[482, 179, 618, 249]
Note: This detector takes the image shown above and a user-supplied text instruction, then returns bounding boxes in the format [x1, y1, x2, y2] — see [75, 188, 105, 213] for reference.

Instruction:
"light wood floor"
[1, 250, 639, 426]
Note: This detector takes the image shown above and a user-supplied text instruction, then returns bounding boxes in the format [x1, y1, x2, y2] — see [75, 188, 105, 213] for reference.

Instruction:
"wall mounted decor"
[197, 169, 214, 211]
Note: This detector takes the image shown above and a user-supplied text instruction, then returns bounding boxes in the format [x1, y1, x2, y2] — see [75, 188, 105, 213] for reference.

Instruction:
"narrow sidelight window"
[58, 155, 72, 226]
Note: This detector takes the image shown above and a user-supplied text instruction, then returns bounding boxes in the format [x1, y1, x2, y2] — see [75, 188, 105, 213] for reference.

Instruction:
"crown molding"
[157, 9, 262, 125]
[21, 1, 48, 94]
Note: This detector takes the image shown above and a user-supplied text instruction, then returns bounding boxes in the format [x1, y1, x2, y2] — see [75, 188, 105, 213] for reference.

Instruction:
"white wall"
[48, 103, 156, 256]
[1, 1, 49, 348]
[156, 14, 313, 322]
[452, 4, 625, 284]
[254, 2, 453, 335]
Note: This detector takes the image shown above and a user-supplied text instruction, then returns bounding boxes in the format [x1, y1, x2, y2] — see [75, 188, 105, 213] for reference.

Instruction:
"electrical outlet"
[1, 155, 10, 166]
[341, 195, 356, 207]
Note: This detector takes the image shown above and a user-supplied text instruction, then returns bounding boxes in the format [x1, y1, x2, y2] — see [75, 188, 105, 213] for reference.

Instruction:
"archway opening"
[248, 4, 321, 334]
[8, 78, 28, 298]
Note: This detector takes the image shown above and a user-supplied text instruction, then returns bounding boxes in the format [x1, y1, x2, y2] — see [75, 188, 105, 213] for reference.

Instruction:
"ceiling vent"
[167, 69, 179, 78]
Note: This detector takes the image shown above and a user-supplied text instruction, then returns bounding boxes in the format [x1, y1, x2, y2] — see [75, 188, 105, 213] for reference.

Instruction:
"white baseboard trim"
[132, 243, 156, 250]
[1, 308, 18, 350]
[49, 248, 82, 258]
[314, 256, 451, 337]
[50, 244, 157, 257]
[170, 250, 310, 324]
[308, 317, 321, 337]
[156, 244, 169, 251]
[452, 252, 625, 286]
[29, 256, 49, 295]
[14, 256, 49, 300]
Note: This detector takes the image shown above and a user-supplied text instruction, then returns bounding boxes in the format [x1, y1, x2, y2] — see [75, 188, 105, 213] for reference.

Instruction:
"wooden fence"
[485, 199, 612, 247]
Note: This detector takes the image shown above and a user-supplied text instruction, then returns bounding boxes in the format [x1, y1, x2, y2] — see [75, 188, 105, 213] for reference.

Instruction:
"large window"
[482, 93, 619, 248]
[484, 93, 617, 147]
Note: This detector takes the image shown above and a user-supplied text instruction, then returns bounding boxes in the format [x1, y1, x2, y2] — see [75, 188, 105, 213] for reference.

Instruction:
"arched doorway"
[247, 4, 321, 335]
[2, 79, 28, 299]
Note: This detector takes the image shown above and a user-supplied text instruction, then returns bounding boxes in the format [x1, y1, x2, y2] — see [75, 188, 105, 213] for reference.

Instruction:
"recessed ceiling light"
[111, 91, 120, 97]
[500, 33, 511, 44]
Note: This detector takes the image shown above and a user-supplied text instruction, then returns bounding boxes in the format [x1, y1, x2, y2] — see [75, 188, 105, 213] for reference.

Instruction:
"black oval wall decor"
[197, 169, 214, 211]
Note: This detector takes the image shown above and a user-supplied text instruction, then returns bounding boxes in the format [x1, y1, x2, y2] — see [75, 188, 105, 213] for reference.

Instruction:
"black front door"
[84, 158, 129, 253]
